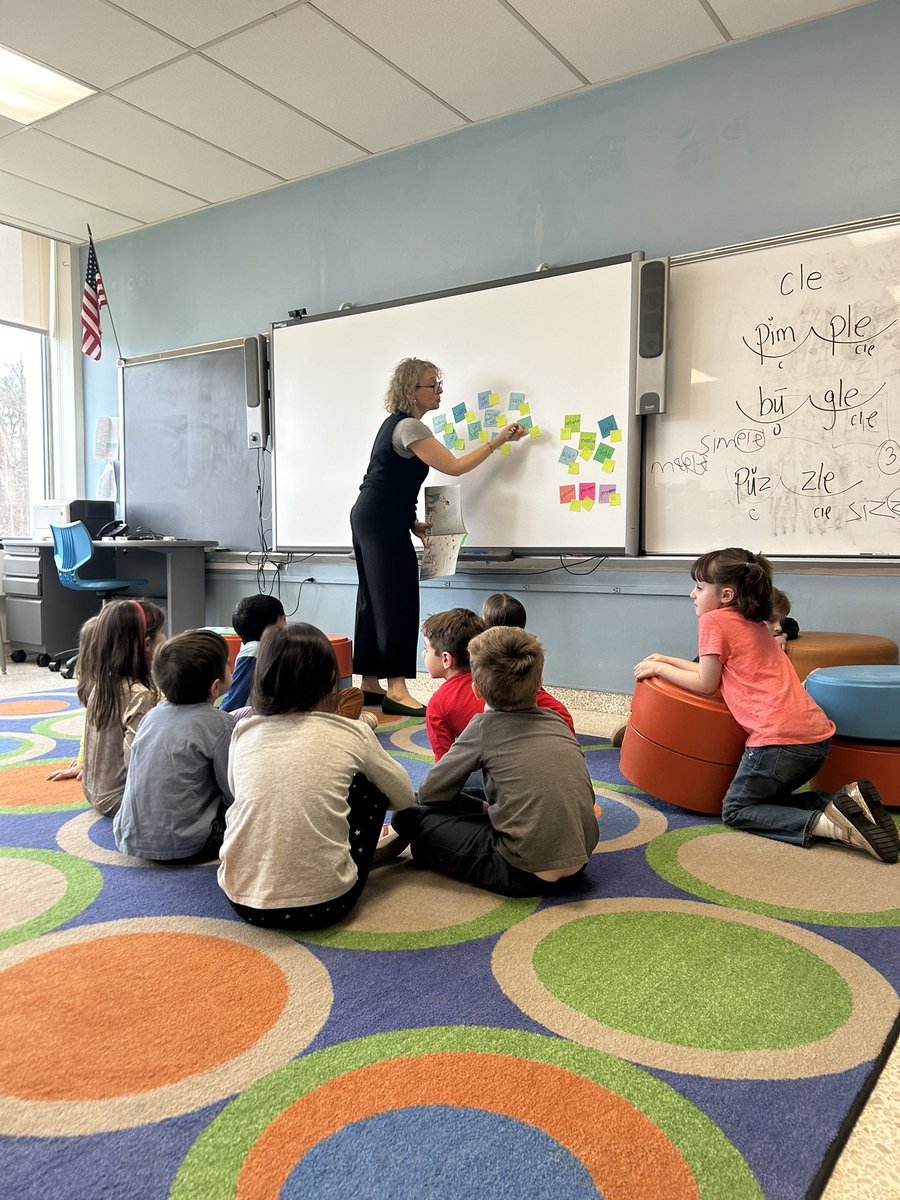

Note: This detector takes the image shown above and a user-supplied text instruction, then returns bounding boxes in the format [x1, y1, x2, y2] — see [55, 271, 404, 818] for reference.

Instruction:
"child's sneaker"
[360, 711, 379, 730]
[611, 721, 628, 748]
[824, 782, 899, 862]
[371, 825, 411, 868]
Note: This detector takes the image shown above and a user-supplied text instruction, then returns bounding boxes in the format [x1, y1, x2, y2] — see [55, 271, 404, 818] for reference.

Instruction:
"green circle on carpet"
[647, 825, 900, 927]
[0, 848, 102, 950]
[532, 911, 852, 1050]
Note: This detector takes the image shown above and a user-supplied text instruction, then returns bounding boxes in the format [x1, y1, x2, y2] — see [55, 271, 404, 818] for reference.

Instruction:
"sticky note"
[497, 413, 507, 425]
[598, 415, 619, 437]
[517, 402, 530, 416]
[598, 485, 615, 503]
[558, 447, 578, 465]
[478, 430, 489, 442]
[443, 431, 456, 448]
[602, 458, 615, 473]
[579, 483, 596, 502]
[455, 438, 464, 450]
[593, 442, 614, 463]
[509, 392, 526, 409]
[478, 392, 492, 410]
[579, 448, 593, 461]
[483, 408, 499, 427]
[559, 485, 576, 504]
[465, 409, 475, 423]
[518, 415, 533, 429]
[610, 429, 622, 443]
[569, 500, 582, 511]
[529, 425, 541, 438]
[432, 415, 446, 432]
[452, 402, 467, 423]
[568, 462, 580, 475]
[563, 414, 581, 432]
[467, 420, 482, 440]
[490, 391, 500, 406]
[500, 444, 511, 455]
[609, 492, 621, 506]
[581, 497, 595, 511]
[578, 432, 597, 452]
[560, 428, 572, 440]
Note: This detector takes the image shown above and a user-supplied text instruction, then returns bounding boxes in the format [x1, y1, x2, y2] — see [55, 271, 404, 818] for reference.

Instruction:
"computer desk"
[93, 538, 218, 634]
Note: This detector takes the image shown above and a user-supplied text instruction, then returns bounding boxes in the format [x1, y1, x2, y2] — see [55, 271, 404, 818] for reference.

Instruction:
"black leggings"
[229, 774, 390, 931]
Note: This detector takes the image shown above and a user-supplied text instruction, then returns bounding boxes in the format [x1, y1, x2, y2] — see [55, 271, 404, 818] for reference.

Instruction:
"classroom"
[0, 3, 898, 1198]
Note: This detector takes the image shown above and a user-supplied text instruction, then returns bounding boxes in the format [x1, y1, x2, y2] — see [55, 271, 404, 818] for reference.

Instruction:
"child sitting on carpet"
[422, 608, 485, 761]
[388, 626, 599, 897]
[480, 593, 575, 735]
[219, 592, 285, 712]
[633, 547, 899, 863]
[218, 622, 415, 930]
[80, 599, 166, 817]
[114, 629, 235, 862]
[45, 613, 99, 783]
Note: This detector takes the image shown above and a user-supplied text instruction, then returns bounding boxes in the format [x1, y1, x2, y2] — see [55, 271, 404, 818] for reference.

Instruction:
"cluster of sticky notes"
[432, 389, 542, 455]
[557, 412, 622, 510]
[559, 482, 619, 511]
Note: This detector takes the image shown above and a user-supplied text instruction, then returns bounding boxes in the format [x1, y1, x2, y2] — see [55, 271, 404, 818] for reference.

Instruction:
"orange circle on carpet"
[0, 764, 84, 808]
[239, 1054, 697, 1200]
[0, 932, 289, 1100]
[0, 699, 70, 717]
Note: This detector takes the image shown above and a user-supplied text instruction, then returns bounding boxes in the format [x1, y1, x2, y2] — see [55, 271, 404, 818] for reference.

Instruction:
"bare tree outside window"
[0, 358, 29, 533]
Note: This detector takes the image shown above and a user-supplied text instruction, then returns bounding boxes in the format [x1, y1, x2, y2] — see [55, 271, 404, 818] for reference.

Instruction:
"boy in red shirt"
[421, 609, 485, 761]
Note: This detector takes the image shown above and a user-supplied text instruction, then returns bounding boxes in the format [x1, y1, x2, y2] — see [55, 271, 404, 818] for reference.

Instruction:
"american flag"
[81, 236, 107, 360]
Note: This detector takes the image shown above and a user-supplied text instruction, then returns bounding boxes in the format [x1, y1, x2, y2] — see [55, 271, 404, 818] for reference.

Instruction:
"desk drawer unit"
[2, 544, 101, 661]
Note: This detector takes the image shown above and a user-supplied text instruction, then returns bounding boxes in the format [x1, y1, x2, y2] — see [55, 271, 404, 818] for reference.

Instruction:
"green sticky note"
[593, 442, 614, 463]
[579, 448, 592, 461]
[567, 462, 580, 475]
[560, 428, 572, 440]
[569, 499, 581, 511]
[563, 414, 581, 432]
[609, 492, 621, 506]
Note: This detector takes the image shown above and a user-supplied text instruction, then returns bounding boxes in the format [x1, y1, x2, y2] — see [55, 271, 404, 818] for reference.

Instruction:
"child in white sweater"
[218, 622, 414, 930]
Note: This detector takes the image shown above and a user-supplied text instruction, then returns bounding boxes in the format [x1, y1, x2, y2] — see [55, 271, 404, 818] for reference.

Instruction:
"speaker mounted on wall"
[244, 334, 270, 449]
[635, 257, 669, 415]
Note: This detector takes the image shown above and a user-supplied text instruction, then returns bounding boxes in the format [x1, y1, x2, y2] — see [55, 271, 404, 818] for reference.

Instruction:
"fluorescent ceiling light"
[0, 44, 94, 124]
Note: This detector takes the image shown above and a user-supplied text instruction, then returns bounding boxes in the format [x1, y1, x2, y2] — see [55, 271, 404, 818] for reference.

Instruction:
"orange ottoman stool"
[327, 634, 353, 690]
[785, 631, 898, 683]
[619, 677, 745, 815]
[812, 740, 900, 810]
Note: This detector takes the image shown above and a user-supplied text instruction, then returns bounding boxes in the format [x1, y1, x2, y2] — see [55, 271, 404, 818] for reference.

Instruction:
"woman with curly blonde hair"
[350, 357, 527, 716]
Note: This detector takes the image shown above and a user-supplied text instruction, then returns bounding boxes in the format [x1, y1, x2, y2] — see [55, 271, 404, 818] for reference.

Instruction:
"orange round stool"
[326, 634, 353, 689]
[785, 631, 898, 683]
[812, 739, 900, 810]
[223, 634, 241, 673]
[619, 677, 745, 815]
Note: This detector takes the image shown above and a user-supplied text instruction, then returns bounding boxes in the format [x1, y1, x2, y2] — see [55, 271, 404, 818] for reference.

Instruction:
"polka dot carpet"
[0, 689, 897, 1198]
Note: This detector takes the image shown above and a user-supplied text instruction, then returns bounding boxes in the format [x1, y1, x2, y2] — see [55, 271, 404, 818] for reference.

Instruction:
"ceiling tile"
[114, 56, 364, 180]
[708, 0, 870, 39]
[110, 0, 302, 48]
[0, 129, 207, 223]
[0, 0, 185, 89]
[508, 0, 723, 84]
[38, 96, 281, 203]
[0, 170, 141, 241]
[317, 0, 584, 121]
[206, 5, 463, 152]
[0, 115, 22, 138]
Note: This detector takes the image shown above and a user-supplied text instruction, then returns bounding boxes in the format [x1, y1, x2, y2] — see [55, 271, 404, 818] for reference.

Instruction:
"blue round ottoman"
[805, 665, 900, 742]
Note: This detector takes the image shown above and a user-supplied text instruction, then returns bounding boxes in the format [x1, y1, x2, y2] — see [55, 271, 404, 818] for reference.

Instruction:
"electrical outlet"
[611, 586, 621, 593]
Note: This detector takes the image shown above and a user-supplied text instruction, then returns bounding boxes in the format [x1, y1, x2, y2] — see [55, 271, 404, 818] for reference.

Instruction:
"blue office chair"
[48, 521, 149, 676]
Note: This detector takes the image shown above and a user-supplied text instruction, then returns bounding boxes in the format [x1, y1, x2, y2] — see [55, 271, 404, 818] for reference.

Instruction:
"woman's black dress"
[350, 413, 429, 679]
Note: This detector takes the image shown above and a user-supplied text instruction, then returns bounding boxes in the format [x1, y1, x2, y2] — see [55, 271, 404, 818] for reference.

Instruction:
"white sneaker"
[360, 711, 379, 730]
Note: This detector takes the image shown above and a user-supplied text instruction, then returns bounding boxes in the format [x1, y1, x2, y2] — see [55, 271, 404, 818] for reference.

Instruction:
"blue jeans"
[721, 739, 835, 847]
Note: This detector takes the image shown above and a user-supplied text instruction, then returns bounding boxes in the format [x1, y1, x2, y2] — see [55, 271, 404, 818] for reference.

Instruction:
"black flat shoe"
[362, 690, 387, 706]
[381, 697, 427, 717]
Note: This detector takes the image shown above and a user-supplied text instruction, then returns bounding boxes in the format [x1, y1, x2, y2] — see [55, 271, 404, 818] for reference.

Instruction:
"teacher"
[350, 357, 527, 717]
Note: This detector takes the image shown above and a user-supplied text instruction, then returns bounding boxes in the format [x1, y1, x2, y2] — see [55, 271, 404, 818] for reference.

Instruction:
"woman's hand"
[499, 422, 527, 444]
[412, 521, 432, 544]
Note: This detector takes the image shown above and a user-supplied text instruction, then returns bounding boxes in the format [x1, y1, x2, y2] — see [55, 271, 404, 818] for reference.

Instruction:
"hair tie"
[130, 599, 147, 630]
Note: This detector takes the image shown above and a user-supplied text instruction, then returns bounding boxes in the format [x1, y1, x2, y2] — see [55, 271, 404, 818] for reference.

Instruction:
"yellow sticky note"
[465, 410, 475, 422]
[500, 444, 511, 455]
[478, 430, 489, 442]
[610, 429, 622, 443]
[497, 413, 507, 426]
[455, 438, 464, 450]
[579, 448, 592, 461]
[529, 426, 541, 439]
[569, 499, 581, 511]
[602, 458, 615, 473]
[609, 492, 621, 506]
[490, 392, 500, 406]
[567, 462, 580, 475]
[560, 428, 571, 440]
[517, 402, 530, 416]
[582, 497, 595, 511]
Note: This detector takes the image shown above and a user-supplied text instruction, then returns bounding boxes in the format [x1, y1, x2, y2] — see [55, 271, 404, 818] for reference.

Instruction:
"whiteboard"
[644, 221, 900, 556]
[270, 257, 640, 554]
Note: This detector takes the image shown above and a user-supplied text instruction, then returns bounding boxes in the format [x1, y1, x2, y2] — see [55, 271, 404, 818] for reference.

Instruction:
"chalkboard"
[270, 256, 640, 555]
[120, 342, 270, 552]
[644, 219, 900, 556]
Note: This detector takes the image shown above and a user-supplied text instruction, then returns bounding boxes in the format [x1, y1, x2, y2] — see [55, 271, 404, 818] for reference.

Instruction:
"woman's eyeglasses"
[417, 380, 443, 392]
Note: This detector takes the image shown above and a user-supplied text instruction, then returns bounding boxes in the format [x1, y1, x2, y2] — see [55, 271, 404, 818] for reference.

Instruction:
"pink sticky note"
[579, 483, 596, 502]
[559, 485, 576, 504]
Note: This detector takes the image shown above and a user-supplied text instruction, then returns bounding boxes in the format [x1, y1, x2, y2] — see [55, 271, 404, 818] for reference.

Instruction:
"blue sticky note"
[467, 420, 483, 440]
[558, 446, 578, 465]
[477, 391, 492, 409]
[443, 431, 457, 448]
[598, 415, 619, 437]
[452, 402, 467, 423]
[483, 408, 499, 427]
[518, 414, 533, 429]
[509, 392, 526, 410]
[432, 415, 447, 432]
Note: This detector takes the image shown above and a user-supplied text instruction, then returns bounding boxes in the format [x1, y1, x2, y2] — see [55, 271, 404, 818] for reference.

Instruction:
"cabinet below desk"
[3, 545, 100, 663]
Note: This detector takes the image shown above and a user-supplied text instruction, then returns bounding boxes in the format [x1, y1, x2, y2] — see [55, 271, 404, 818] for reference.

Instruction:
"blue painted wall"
[81, 1, 900, 691]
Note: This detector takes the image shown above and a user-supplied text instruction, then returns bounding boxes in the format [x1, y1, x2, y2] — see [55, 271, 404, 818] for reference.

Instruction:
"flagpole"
[86, 224, 123, 361]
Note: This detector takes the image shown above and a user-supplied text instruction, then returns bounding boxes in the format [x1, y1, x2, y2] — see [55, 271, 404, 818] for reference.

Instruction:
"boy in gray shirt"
[390, 626, 599, 896]
[114, 630, 235, 862]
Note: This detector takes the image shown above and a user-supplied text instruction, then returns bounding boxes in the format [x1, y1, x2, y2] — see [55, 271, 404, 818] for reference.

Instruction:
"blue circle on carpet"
[89, 817, 119, 851]
[282, 1107, 601, 1199]
[597, 797, 640, 842]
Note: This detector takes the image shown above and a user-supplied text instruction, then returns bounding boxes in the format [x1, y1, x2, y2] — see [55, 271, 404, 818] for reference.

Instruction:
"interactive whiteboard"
[643, 220, 900, 556]
[270, 257, 641, 555]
